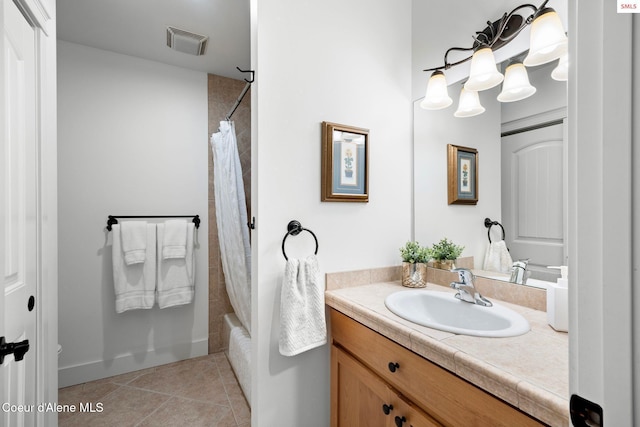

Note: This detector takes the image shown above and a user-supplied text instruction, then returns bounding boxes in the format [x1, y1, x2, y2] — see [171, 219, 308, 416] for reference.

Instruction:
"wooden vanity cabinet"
[330, 309, 545, 427]
[332, 344, 441, 427]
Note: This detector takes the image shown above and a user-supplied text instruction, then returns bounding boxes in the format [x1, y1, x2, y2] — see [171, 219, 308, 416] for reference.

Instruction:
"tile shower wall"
[207, 74, 252, 353]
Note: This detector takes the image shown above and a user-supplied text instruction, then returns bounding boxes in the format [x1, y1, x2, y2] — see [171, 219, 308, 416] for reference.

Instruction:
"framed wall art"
[447, 144, 478, 205]
[321, 122, 369, 202]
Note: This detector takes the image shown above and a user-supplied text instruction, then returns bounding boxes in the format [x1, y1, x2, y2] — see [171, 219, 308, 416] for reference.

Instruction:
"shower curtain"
[211, 120, 252, 335]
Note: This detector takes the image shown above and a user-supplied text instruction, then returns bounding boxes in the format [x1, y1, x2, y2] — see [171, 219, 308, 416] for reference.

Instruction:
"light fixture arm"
[422, 1, 548, 73]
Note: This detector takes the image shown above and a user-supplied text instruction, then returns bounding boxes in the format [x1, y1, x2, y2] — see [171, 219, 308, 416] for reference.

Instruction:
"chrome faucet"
[450, 268, 492, 307]
[509, 259, 530, 285]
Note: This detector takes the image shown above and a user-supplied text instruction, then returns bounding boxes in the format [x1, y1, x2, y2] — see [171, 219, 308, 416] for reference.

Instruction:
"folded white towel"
[121, 221, 148, 265]
[483, 240, 513, 274]
[112, 224, 156, 313]
[157, 223, 195, 308]
[162, 219, 188, 260]
[279, 255, 327, 357]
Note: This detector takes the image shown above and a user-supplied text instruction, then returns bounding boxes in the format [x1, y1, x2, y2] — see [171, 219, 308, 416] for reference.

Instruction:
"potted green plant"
[430, 238, 464, 270]
[399, 241, 431, 288]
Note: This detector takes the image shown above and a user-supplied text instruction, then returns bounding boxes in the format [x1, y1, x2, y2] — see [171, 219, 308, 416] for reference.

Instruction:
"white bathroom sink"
[384, 289, 530, 338]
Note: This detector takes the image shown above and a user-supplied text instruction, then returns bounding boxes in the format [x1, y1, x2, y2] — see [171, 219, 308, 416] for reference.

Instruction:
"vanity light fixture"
[551, 52, 568, 81]
[420, 0, 567, 116]
[454, 87, 485, 118]
[465, 47, 504, 92]
[421, 71, 453, 110]
[497, 61, 537, 102]
[523, 7, 568, 67]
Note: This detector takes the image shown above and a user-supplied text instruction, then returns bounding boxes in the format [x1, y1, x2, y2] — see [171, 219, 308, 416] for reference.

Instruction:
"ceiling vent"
[166, 26, 208, 56]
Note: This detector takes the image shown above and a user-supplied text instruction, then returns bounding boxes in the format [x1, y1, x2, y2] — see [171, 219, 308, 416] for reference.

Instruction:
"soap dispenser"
[546, 266, 568, 332]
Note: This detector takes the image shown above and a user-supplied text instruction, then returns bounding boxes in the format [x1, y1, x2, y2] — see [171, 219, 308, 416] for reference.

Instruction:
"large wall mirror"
[413, 0, 568, 287]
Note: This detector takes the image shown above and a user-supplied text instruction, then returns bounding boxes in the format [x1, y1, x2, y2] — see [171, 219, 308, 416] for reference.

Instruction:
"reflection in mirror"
[414, 49, 568, 288]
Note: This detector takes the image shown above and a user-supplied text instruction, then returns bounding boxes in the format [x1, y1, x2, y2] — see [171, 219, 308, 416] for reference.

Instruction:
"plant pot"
[433, 259, 456, 270]
[402, 262, 427, 288]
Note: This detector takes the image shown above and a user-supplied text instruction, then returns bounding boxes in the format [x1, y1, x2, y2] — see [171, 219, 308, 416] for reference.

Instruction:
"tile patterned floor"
[58, 352, 250, 427]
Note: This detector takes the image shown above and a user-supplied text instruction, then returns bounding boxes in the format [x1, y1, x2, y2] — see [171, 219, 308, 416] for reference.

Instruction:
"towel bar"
[106, 215, 200, 231]
[281, 220, 318, 261]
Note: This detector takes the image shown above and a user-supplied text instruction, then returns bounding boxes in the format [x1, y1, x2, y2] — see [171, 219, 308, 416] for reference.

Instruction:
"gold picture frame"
[447, 144, 478, 205]
[321, 121, 369, 202]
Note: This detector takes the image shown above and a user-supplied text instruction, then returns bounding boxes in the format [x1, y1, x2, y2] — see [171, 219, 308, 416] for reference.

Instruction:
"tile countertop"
[325, 281, 570, 427]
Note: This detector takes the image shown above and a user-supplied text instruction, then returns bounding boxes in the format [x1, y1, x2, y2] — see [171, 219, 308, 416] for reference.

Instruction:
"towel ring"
[484, 217, 505, 243]
[281, 220, 319, 261]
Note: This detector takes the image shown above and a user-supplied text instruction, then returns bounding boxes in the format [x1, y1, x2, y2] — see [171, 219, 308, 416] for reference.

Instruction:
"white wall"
[251, 0, 413, 425]
[57, 41, 209, 387]
[413, 90, 502, 269]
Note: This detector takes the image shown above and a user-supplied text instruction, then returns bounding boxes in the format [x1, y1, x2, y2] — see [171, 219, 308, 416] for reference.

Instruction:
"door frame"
[570, 1, 635, 425]
[7, 0, 57, 425]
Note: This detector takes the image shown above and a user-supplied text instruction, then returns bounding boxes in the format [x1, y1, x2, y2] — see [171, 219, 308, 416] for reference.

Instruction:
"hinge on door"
[570, 394, 603, 426]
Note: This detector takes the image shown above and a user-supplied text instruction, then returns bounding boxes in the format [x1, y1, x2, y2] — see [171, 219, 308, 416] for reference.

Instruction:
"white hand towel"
[162, 219, 188, 259]
[157, 223, 195, 308]
[483, 240, 513, 274]
[112, 224, 156, 313]
[121, 221, 148, 265]
[279, 255, 327, 357]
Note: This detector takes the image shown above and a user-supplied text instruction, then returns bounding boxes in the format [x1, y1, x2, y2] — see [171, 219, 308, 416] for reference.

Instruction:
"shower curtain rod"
[225, 67, 255, 121]
[106, 215, 200, 231]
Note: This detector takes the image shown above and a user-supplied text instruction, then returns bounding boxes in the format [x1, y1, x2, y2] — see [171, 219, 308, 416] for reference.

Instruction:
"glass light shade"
[454, 88, 485, 118]
[464, 48, 504, 92]
[523, 8, 568, 67]
[497, 63, 537, 102]
[551, 52, 568, 81]
[420, 71, 453, 110]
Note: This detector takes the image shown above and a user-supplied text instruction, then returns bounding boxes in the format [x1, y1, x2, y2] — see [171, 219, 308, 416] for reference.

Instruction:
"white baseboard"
[58, 339, 208, 388]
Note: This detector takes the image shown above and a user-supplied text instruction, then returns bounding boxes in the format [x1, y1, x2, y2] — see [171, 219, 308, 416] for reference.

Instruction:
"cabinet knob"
[394, 415, 407, 426]
[388, 361, 400, 373]
[382, 403, 394, 415]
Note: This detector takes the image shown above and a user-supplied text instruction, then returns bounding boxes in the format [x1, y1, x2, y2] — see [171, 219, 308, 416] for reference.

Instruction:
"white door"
[0, 1, 38, 425]
[501, 123, 566, 281]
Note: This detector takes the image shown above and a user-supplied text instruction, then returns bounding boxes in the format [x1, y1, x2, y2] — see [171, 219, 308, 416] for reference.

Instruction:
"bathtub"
[223, 313, 251, 407]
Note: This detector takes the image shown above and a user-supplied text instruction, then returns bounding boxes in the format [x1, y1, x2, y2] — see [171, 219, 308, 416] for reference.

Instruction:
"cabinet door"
[331, 344, 392, 427]
[331, 345, 441, 427]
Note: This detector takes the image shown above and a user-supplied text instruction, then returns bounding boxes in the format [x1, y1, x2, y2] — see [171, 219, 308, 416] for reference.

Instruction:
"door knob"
[0, 336, 30, 364]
